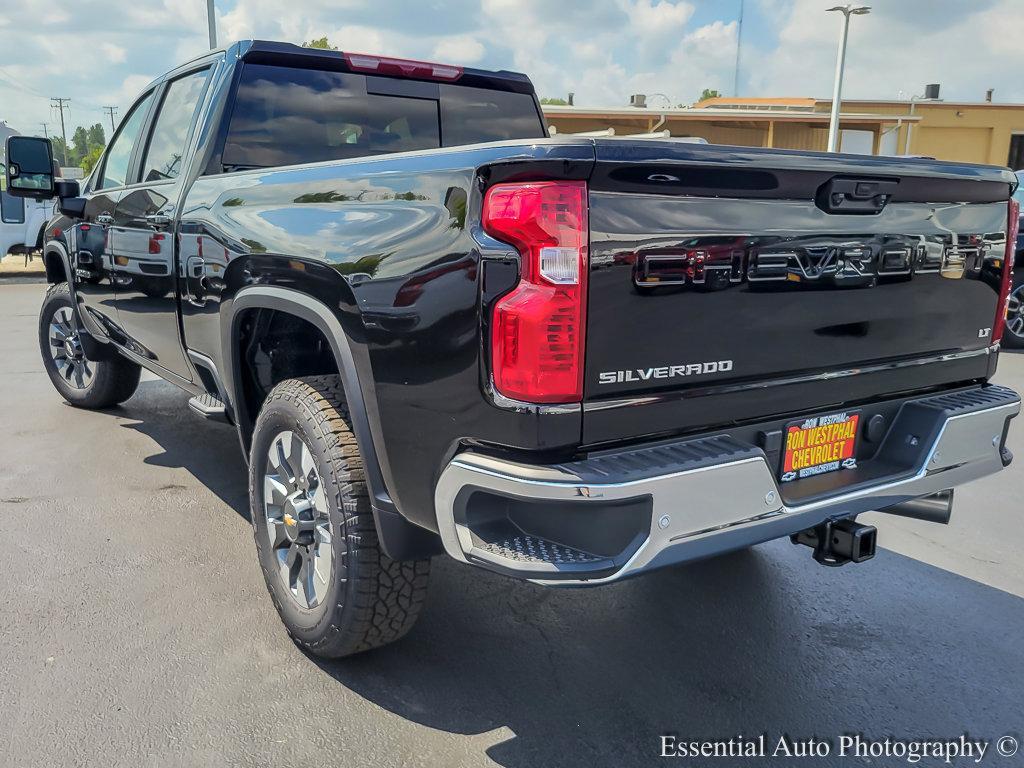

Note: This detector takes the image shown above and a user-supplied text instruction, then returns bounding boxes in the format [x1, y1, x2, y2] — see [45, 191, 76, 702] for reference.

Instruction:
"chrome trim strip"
[435, 394, 1019, 586]
[585, 346, 996, 412]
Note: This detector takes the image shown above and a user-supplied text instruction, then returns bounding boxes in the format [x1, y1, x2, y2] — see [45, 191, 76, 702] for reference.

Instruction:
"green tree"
[52, 122, 107, 168]
[699, 88, 721, 102]
[50, 137, 68, 167]
[81, 146, 104, 173]
[70, 125, 90, 166]
[540, 97, 569, 105]
[302, 36, 338, 50]
[86, 123, 105, 150]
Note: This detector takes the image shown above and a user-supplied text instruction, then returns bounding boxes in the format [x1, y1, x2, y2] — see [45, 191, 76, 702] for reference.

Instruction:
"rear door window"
[139, 68, 211, 183]
[98, 90, 156, 190]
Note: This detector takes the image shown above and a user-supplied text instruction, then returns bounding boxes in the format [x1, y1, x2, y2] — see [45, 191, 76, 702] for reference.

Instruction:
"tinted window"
[99, 90, 155, 189]
[1, 189, 25, 223]
[223, 65, 440, 169]
[140, 69, 210, 183]
[440, 85, 545, 146]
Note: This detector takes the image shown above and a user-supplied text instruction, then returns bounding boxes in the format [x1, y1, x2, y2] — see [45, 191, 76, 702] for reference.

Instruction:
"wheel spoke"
[264, 475, 289, 510]
[313, 543, 330, 588]
[273, 434, 298, 491]
[297, 550, 317, 607]
[308, 482, 327, 517]
[315, 520, 332, 546]
[266, 517, 289, 548]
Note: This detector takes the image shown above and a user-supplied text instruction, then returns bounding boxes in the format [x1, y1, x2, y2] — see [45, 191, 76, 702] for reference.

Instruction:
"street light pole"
[825, 5, 870, 153]
[206, 0, 218, 49]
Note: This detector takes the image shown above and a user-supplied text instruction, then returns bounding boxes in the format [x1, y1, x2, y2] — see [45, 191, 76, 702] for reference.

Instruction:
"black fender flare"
[225, 286, 441, 560]
[43, 240, 72, 288]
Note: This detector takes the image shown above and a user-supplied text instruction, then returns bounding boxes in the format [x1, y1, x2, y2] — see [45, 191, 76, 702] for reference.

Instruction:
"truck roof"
[205, 40, 538, 95]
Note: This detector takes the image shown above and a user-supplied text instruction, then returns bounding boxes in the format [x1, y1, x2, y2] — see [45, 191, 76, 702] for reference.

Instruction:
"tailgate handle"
[816, 177, 898, 215]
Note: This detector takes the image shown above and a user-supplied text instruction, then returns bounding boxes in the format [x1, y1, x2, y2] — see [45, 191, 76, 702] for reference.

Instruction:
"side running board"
[188, 393, 231, 425]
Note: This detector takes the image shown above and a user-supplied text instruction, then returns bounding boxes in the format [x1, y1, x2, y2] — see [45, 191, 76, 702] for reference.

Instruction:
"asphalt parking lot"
[2, 279, 1022, 768]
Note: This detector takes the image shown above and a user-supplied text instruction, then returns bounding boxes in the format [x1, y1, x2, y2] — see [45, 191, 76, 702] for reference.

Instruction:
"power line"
[102, 106, 118, 133]
[50, 98, 71, 166]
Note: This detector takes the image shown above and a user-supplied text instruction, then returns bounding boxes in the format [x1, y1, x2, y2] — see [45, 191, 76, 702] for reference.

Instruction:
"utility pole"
[103, 106, 118, 133]
[206, 0, 217, 48]
[733, 0, 744, 97]
[825, 5, 871, 153]
[50, 97, 71, 166]
[39, 122, 49, 139]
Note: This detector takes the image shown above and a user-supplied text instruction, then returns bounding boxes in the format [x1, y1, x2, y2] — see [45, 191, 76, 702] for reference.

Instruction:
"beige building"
[542, 96, 1024, 168]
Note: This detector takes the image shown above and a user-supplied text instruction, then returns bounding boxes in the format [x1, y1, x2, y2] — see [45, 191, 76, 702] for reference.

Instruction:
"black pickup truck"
[5, 40, 1020, 658]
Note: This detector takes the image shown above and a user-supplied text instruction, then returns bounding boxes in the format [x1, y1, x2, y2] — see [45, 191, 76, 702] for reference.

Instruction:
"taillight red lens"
[342, 52, 462, 81]
[483, 181, 588, 403]
[993, 198, 1020, 345]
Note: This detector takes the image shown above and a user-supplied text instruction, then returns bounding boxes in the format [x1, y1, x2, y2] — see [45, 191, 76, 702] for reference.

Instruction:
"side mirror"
[4, 135, 56, 200]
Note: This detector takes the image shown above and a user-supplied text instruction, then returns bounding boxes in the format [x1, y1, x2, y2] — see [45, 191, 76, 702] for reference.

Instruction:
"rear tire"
[38, 282, 142, 408]
[249, 375, 430, 658]
[1002, 284, 1024, 349]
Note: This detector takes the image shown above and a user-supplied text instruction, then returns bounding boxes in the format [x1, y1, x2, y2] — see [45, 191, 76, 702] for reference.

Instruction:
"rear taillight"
[483, 181, 589, 404]
[342, 52, 462, 81]
[994, 198, 1020, 345]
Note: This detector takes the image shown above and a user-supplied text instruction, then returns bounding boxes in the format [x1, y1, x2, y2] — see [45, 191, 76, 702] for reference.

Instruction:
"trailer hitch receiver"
[791, 518, 877, 567]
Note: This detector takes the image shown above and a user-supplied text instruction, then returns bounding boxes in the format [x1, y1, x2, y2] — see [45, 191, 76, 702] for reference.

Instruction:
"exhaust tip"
[881, 489, 954, 525]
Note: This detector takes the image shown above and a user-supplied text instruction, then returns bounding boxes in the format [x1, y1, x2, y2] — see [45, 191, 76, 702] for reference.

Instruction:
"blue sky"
[1, 0, 1021, 138]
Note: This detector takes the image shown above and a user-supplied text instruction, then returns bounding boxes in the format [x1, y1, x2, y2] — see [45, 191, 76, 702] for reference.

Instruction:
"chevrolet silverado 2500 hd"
[5, 40, 1020, 658]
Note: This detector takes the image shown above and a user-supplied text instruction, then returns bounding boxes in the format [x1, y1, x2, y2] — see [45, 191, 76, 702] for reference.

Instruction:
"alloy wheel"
[1007, 285, 1024, 341]
[263, 430, 334, 609]
[48, 306, 94, 389]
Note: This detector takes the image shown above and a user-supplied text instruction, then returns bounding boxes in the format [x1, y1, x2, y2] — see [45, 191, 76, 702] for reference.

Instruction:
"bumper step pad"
[479, 533, 603, 566]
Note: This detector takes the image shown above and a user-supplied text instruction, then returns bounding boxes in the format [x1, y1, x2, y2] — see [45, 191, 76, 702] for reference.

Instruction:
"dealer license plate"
[780, 410, 860, 483]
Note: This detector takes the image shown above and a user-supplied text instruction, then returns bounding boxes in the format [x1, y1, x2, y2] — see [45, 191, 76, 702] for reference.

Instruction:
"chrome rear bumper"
[434, 385, 1019, 585]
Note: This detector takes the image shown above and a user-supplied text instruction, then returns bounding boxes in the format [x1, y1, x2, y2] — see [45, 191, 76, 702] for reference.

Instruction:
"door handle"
[146, 213, 172, 228]
[95, 213, 114, 226]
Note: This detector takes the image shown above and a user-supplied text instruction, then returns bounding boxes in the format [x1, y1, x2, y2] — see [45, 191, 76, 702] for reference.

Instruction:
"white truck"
[1, 185, 53, 261]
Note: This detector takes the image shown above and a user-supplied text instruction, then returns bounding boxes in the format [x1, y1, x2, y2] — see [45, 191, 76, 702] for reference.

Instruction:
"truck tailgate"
[583, 140, 1015, 445]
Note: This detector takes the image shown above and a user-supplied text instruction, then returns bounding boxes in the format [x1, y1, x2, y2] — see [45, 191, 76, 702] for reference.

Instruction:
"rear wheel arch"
[227, 292, 384, 491]
[225, 287, 441, 560]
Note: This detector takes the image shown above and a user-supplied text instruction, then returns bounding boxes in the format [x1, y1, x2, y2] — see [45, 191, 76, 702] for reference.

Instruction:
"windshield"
[1014, 172, 1024, 204]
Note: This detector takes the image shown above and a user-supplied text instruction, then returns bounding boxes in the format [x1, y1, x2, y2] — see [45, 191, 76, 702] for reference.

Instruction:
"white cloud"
[432, 35, 485, 64]
[100, 43, 127, 64]
[623, 0, 694, 35]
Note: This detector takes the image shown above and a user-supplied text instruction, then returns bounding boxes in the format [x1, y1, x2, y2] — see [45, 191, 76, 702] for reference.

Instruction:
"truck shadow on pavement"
[116, 379, 250, 520]
[113, 381, 1024, 768]
[316, 538, 1024, 768]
